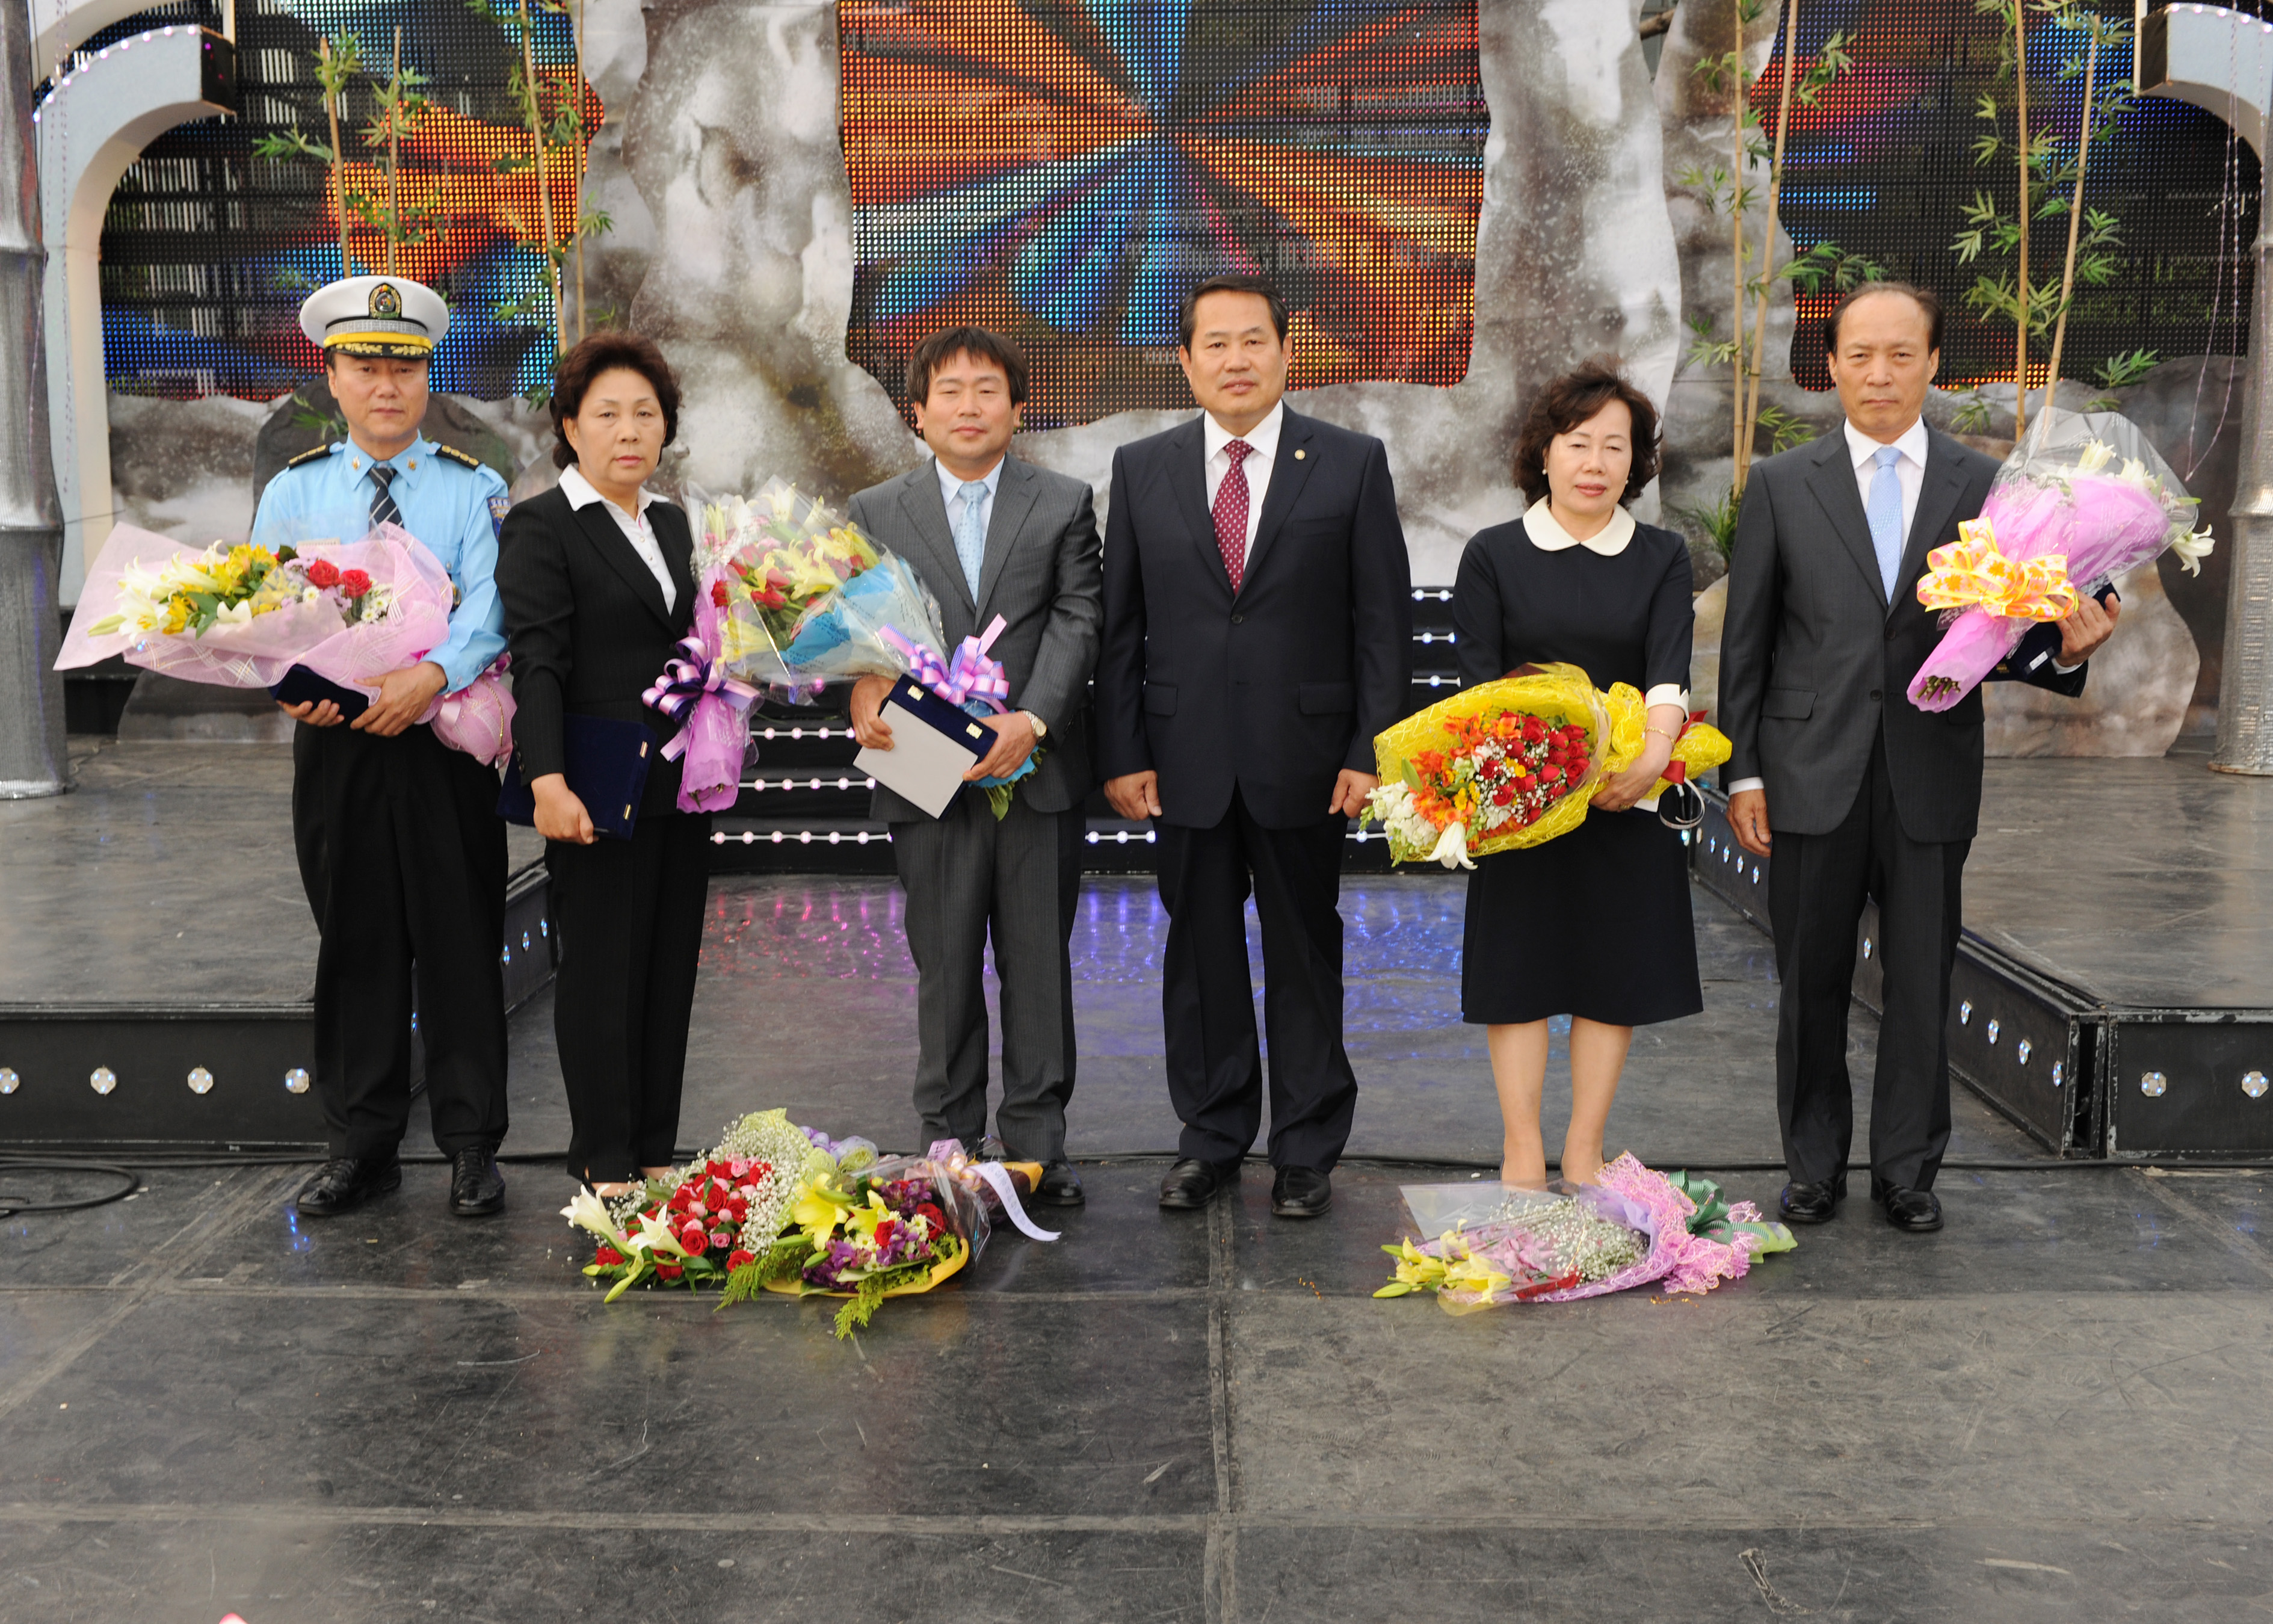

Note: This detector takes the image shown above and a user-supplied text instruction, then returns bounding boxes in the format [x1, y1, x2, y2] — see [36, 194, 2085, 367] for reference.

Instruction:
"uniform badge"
[489, 493, 510, 535]
[370, 282, 402, 319]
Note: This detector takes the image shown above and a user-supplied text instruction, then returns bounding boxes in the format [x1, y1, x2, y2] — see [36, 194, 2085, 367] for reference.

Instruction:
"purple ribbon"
[642, 631, 760, 761]
[880, 614, 1013, 713]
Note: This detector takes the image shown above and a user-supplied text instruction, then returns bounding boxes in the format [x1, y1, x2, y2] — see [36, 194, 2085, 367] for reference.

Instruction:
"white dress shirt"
[936, 454, 1006, 561]
[561, 463, 675, 613]
[1201, 399, 1285, 570]
[1845, 415, 1929, 555]
[1730, 415, 1934, 796]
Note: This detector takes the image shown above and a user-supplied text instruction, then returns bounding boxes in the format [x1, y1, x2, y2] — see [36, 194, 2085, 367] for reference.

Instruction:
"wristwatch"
[1019, 709, 1049, 741]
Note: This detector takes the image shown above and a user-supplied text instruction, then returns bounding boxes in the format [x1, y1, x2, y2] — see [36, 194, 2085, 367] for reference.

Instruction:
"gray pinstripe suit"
[847, 453, 1103, 1161]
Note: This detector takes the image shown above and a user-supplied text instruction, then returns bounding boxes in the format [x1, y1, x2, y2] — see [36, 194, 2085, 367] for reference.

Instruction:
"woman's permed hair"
[550, 330, 682, 471]
[1511, 360, 1662, 507]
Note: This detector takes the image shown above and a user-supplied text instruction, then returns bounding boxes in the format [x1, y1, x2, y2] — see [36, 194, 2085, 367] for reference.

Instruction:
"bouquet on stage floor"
[745, 1134, 1058, 1338]
[55, 518, 514, 765]
[562, 1108, 816, 1301]
[560, 1116, 1059, 1335]
[1360, 664, 1731, 869]
[1907, 410, 2212, 711]
[1377, 1156, 1793, 1314]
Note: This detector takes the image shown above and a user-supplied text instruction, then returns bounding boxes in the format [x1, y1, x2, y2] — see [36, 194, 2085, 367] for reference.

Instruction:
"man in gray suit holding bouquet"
[1719, 282, 2116, 1235]
[847, 327, 1103, 1206]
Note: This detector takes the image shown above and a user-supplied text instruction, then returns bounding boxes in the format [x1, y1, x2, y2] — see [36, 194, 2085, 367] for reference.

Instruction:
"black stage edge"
[1694, 753, 2273, 1159]
[0, 742, 555, 1154]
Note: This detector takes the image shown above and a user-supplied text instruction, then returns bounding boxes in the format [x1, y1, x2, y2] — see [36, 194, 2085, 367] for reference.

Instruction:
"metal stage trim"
[1692, 790, 2273, 1160]
[0, 860, 557, 1153]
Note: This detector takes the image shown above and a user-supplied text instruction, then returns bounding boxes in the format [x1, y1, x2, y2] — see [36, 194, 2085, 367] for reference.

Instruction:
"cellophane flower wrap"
[703, 479, 948, 693]
[561, 1108, 815, 1302]
[1907, 410, 2209, 712]
[1361, 664, 1732, 868]
[1378, 1156, 1794, 1315]
[55, 515, 514, 765]
[641, 514, 761, 813]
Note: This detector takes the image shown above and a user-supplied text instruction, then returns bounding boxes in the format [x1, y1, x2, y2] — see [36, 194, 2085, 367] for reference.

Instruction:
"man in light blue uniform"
[253, 274, 516, 1221]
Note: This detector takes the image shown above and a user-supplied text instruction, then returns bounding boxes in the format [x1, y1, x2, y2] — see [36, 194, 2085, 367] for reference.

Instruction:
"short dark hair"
[1824, 280, 1942, 356]
[905, 326, 1028, 407]
[550, 330, 682, 471]
[1179, 274, 1289, 350]
[1511, 360, 1662, 507]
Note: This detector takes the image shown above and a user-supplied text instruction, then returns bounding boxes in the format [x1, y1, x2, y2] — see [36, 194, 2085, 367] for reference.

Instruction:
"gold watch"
[1020, 709, 1048, 741]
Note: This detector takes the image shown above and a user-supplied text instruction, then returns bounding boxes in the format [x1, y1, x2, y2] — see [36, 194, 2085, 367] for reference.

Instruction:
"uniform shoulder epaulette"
[434, 444, 487, 472]
[285, 442, 336, 468]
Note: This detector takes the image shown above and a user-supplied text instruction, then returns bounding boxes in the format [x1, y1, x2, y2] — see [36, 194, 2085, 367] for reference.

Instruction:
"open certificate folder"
[857, 675, 992, 818]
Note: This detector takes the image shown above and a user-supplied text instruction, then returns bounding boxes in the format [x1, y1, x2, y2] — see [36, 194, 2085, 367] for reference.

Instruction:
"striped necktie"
[369, 463, 401, 528]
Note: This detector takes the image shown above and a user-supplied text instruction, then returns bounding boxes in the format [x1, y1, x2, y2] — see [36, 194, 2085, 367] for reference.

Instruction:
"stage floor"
[14, 807, 2273, 1615]
[0, 740, 543, 1007]
[1966, 746, 2273, 1009]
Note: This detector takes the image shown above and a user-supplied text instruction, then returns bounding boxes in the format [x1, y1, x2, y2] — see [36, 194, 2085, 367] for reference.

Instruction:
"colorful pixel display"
[69, 0, 595, 401]
[838, 0, 1490, 427]
[1761, 0, 2262, 391]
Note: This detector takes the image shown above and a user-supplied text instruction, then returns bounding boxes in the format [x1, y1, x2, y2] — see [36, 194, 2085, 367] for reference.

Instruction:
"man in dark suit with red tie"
[1097, 274, 1414, 1218]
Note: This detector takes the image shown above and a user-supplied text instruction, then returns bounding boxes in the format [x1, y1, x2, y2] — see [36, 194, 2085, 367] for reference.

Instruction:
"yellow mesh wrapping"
[1368, 663, 1732, 866]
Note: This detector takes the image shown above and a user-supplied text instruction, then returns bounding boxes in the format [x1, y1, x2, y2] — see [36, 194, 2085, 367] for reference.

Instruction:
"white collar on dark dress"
[1521, 497, 1635, 557]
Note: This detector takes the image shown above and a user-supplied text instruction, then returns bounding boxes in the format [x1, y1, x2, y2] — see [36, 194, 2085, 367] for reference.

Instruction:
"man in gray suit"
[1721, 282, 2116, 1235]
[847, 327, 1103, 1206]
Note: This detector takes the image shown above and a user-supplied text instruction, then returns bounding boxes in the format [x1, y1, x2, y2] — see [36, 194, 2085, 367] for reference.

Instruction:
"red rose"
[727, 1249, 754, 1271]
[304, 558, 341, 589]
[594, 1245, 623, 1267]
[338, 567, 372, 598]
[916, 1202, 948, 1232]
[679, 1221, 707, 1253]
[656, 1263, 683, 1280]
[709, 579, 729, 608]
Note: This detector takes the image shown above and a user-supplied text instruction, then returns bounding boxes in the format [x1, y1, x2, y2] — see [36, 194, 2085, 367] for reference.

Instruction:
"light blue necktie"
[953, 479, 988, 600]
[1866, 443, 1905, 600]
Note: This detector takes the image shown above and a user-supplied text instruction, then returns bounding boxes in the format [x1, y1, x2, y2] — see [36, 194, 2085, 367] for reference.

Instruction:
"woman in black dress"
[495, 333, 706, 1197]
[1453, 361, 1701, 1187]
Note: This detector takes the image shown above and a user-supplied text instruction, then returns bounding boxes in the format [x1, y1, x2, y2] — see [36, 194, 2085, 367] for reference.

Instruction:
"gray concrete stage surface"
[8, 749, 2273, 1619]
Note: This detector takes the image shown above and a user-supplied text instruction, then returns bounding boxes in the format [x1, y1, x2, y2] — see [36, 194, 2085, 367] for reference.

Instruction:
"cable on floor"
[0, 1157, 144, 1216]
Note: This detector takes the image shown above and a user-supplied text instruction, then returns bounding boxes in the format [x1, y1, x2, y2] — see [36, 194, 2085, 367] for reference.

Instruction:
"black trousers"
[891, 792, 1084, 1163]
[547, 810, 711, 1182]
[1768, 732, 1968, 1192]
[1156, 788, 1358, 1171]
[292, 722, 508, 1161]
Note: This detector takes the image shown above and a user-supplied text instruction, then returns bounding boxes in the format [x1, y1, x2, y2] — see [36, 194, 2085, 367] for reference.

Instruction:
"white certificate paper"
[856, 690, 990, 818]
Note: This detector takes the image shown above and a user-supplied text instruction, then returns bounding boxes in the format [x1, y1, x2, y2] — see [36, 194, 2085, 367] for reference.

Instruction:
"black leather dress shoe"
[448, 1148, 507, 1217]
[1778, 1177, 1845, 1225]
[1878, 1184, 1943, 1232]
[1034, 1161, 1085, 1206]
[295, 1156, 401, 1217]
[1158, 1157, 1233, 1209]
[1270, 1166, 1332, 1220]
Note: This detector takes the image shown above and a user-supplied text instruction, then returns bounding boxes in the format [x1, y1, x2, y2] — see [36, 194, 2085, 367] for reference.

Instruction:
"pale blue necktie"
[1866, 443, 1905, 600]
[953, 480, 988, 600]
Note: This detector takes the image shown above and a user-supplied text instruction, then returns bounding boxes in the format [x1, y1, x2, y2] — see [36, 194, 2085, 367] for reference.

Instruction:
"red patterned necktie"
[1213, 439, 1253, 593]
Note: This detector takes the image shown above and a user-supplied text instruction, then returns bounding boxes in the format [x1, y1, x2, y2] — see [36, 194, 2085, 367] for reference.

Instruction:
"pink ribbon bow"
[643, 632, 760, 753]
[881, 614, 1013, 712]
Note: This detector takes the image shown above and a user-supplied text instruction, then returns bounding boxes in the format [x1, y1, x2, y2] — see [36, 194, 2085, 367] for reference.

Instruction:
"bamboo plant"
[1952, 1, 2149, 436]
[1676, 0, 1867, 553]
[252, 33, 363, 278]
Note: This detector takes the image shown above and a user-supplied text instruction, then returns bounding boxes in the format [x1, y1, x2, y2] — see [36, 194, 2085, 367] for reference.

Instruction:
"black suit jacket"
[1096, 407, 1414, 830]
[1719, 426, 2089, 844]
[495, 482, 698, 818]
